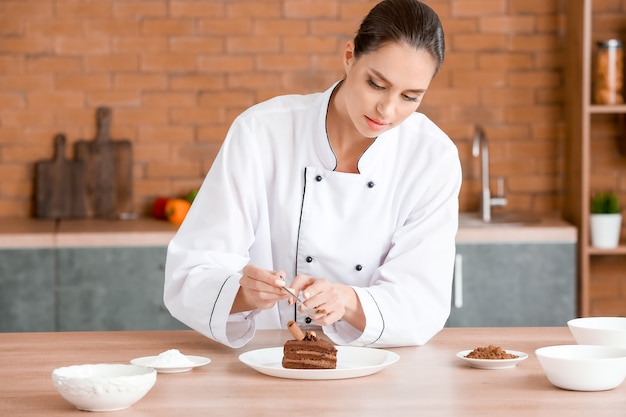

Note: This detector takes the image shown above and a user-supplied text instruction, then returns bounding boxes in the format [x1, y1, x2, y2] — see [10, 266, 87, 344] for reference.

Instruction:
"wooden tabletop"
[1, 327, 623, 416]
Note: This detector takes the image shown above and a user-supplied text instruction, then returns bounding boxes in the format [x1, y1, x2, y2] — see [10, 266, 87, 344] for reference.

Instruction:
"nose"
[376, 95, 393, 118]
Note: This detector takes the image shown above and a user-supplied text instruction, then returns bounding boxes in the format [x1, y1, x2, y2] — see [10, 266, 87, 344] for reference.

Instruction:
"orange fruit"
[165, 199, 191, 226]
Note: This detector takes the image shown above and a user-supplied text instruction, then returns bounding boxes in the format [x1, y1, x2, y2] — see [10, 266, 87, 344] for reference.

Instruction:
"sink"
[459, 211, 541, 227]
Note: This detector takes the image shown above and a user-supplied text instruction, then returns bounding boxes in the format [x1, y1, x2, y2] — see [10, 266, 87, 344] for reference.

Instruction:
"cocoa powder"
[465, 345, 518, 360]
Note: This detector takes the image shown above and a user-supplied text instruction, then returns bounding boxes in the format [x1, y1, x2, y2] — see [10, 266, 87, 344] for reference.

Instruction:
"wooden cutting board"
[35, 133, 87, 219]
[75, 107, 133, 219]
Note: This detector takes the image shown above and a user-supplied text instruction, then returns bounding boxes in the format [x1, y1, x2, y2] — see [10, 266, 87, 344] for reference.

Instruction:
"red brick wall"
[0, 0, 565, 218]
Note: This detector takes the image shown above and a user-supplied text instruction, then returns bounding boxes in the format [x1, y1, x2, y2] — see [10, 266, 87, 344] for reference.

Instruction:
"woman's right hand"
[230, 264, 288, 313]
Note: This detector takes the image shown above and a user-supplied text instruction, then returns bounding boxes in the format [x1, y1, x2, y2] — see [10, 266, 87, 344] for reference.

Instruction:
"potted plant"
[590, 191, 622, 249]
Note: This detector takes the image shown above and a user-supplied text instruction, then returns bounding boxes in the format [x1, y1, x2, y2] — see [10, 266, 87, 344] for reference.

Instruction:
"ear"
[343, 41, 355, 73]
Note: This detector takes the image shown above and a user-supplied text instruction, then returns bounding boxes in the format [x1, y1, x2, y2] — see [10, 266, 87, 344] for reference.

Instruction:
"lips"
[365, 115, 388, 131]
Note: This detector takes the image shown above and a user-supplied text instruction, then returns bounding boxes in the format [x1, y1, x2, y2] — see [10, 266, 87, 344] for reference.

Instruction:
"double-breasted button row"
[303, 257, 363, 270]
[313, 175, 375, 189]
[302, 256, 362, 270]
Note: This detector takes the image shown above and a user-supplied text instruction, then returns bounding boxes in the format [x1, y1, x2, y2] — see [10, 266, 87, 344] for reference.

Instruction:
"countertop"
[0, 218, 177, 248]
[1, 327, 622, 417]
[0, 214, 577, 249]
[456, 214, 577, 243]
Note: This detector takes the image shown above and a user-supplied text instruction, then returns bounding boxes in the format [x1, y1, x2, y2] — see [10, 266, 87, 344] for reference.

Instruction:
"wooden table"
[1, 327, 624, 416]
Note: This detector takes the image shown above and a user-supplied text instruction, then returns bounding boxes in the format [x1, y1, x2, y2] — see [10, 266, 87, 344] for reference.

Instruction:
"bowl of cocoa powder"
[456, 345, 528, 370]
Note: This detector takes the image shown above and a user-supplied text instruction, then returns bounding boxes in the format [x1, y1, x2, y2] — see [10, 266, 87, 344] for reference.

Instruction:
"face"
[339, 41, 438, 139]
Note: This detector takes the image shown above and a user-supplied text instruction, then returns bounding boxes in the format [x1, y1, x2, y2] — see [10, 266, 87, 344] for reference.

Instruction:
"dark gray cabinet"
[1, 241, 578, 331]
[0, 247, 187, 332]
[57, 247, 187, 331]
[0, 249, 56, 332]
[446, 243, 577, 327]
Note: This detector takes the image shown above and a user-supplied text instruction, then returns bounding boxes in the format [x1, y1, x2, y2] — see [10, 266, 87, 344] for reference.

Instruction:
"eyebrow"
[370, 68, 427, 94]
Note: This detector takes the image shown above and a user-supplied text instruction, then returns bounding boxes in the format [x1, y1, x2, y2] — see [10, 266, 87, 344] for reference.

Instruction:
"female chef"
[164, 0, 461, 348]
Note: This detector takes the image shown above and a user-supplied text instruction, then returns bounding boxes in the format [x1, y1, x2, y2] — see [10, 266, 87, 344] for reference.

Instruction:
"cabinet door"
[0, 249, 56, 332]
[57, 247, 188, 331]
[446, 243, 576, 327]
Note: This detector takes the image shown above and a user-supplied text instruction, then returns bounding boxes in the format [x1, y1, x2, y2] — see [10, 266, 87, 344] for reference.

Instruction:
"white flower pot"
[590, 213, 622, 249]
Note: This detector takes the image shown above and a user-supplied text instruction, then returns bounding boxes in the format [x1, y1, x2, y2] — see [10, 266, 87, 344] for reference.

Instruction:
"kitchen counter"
[0, 218, 57, 248]
[0, 218, 177, 248]
[0, 217, 577, 333]
[1, 327, 622, 416]
[456, 214, 576, 243]
[0, 214, 577, 248]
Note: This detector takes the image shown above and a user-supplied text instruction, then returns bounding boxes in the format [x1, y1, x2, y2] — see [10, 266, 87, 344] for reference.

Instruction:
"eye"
[402, 94, 420, 103]
[367, 78, 384, 90]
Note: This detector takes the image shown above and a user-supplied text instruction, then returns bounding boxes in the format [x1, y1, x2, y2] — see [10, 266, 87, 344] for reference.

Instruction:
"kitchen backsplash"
[0, 0, 604, 218]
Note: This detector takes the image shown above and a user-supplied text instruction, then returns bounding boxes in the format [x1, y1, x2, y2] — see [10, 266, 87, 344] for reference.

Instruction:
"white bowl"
[568, 317, 626, 348]
[535, 345, 626, 391]
[51, 364, 156, 411]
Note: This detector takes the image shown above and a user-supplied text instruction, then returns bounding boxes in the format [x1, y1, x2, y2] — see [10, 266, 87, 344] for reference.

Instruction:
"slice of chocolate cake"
[282, 321, 337, 369]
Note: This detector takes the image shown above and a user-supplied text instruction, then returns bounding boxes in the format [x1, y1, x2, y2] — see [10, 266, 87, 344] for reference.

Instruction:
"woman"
[164, 0, 461, 348]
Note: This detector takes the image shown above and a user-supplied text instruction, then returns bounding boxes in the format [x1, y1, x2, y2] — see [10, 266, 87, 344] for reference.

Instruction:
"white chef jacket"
[164, 81, 462, 348]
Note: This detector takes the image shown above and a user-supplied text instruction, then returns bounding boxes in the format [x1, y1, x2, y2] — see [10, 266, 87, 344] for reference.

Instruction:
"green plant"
[591, 191, 621, 214]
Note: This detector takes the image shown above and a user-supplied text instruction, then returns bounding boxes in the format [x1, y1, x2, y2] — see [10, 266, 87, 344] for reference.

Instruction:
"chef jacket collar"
[317, 80, 397, 174]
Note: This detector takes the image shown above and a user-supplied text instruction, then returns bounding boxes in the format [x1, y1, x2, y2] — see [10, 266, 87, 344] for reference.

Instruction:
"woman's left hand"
[290, 274, 365, 331]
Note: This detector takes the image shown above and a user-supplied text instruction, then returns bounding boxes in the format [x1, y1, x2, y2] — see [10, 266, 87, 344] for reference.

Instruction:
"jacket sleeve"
[163, 116, 269, 348]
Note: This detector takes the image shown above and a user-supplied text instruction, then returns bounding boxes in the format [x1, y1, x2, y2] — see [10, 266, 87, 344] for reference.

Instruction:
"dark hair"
[353, 0, 445, 74]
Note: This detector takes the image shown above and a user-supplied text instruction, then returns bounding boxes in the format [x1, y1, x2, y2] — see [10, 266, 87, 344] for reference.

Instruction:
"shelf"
[588, 245, 626, 255]
[565, 0, 626, 317]
[588, 104, 626, 114]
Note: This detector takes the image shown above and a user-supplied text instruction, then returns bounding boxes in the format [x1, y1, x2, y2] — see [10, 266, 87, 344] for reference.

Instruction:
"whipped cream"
[147, 349, 194, 367]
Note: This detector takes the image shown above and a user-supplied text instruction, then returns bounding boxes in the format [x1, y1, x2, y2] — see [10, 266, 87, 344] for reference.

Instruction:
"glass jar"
[594, 39, 624, 105]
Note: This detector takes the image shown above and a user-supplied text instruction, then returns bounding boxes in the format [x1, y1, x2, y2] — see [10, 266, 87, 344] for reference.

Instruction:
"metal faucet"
[472, 125, 507, 222]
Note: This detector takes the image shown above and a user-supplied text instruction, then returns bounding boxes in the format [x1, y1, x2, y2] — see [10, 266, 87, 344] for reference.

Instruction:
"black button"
[367, 181, 375, 188]
[355, 264, 363, 271]
[315, 175, 323, 182]
[305, 317, 312, 324]
[305, 256, 313, 263]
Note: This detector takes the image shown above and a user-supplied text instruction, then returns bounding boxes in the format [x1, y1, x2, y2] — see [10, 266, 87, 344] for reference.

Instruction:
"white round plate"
[239, 346, 399, 380]
[130, 355, 211, 373]
[456, 350, 528, 370]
